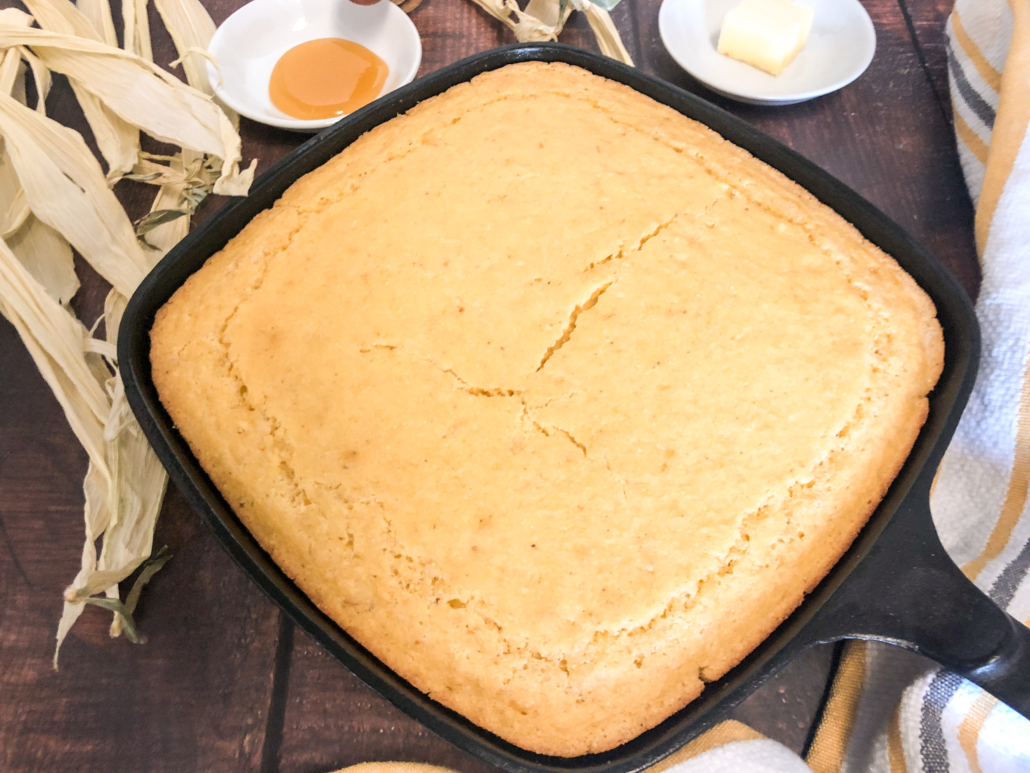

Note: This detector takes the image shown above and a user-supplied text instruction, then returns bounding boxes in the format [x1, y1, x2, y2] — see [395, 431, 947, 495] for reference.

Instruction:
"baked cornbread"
[330, 764, 457, 773]
[151, 62, 944, 756]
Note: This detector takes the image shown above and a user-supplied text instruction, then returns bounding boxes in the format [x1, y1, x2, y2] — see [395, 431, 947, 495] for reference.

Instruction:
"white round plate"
[207, 0, 422, 131]
[658, 0, 876, 105]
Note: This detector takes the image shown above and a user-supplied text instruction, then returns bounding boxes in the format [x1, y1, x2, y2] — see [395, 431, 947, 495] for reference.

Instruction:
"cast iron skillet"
[120, 43, 1030, 773]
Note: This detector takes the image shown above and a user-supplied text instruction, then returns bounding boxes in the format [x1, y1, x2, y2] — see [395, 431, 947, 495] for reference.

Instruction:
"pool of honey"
[269, 38, 389, 121]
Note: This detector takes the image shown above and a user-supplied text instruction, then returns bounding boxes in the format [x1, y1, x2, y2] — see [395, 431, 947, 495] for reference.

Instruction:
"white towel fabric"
[659, 1, 1030, 772]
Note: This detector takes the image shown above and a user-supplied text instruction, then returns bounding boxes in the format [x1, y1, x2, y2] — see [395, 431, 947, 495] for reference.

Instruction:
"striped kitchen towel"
[660, 0, 1030, 771]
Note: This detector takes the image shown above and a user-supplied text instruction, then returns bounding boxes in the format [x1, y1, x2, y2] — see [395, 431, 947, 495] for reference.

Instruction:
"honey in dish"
[269, 38, 388, 121]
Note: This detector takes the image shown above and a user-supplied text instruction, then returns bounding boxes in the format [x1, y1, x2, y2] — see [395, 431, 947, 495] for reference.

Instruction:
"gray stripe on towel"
[920, 670, 963, 772]
[947, 39, 997, 130]
[990, 534, 1030, 610]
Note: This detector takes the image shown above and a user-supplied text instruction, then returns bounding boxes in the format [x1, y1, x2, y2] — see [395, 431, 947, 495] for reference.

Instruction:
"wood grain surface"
[0, 1, 978, 771]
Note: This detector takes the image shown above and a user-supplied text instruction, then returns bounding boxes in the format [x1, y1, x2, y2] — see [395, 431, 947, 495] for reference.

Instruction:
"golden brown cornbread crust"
[150, 63, 943, 757]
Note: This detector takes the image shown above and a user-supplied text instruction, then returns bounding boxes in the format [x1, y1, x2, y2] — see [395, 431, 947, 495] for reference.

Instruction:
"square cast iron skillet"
[120, 43, 1030, 773]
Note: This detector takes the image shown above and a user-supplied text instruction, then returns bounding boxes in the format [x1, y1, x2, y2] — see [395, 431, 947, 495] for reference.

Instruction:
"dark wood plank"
[631, 0, 979, 299]
[901, 0, 956, 125]
[277, 629, 501, 773]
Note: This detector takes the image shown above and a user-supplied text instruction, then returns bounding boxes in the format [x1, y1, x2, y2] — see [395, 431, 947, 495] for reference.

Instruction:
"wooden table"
[0, 0, 978, 770]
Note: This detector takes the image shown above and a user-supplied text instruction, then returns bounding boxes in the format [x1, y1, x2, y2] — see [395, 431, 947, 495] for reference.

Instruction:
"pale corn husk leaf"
[0, 48, 25, 231]
[23, 0, 101, 40]
[0, 45, 23, 94]
[0, 8, 33, 27]
[0, 25, 254, 192]
[524, 0, 571, 31]
[0, 237, 109, 469]
[0, 89, 150, 297]
[153, 0, 242, 127]
[126, 156, 185, 185]
[151, 0, 214, 94]
[2, 28, 222, 151]
[0, 144, 30, 238]
[122, 0, 154, 61]
[464, 0, 631, 64]
[465, 0, 520, 31]
[136, 0, 153, 61]
[84, 335, 117, 359]
[0, 47, 32, 238]
[63, 365, 168, 603]
[55, 289, 169, 654]
[76, 0, 118, 46]
[97, 380, 168, 582]
[569, 0, 631, 64]
[7, 214, 79, 305]
[144, 150, 194, 253]
[19, 46, 52, 113]
[70, 82, 140, 180]
[103, 286, 125, 347]
[53, 458, 110, 664]
[21, 0, 141, 177]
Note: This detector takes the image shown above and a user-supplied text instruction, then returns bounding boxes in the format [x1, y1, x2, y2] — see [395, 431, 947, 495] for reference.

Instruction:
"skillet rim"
[118, 42, 980, 773]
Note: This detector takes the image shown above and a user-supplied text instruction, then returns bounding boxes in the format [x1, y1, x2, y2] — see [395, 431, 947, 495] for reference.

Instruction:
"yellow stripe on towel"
[886, 703, 908, 773]
[963, 355, 1030, 579]
[957, 692, 998, 773]
[955, 110, 991, 165]
[952, 10, 1004, 93]
[975, 0, 1030, 255]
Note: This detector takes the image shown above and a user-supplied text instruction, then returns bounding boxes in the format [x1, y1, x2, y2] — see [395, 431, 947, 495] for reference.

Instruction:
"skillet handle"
[805, 487, 1030, 719]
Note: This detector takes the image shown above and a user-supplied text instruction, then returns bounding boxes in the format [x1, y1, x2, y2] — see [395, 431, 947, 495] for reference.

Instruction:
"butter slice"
[717, 0, 814, 76]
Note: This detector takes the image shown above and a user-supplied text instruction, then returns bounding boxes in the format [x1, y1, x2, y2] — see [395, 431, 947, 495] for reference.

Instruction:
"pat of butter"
[717, 0, 815, 76]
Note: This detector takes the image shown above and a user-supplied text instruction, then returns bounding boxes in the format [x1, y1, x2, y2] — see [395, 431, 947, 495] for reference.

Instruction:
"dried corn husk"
[152, 0, 214, 95]
[0, 38, 30, 238]
[7, 214, 79, 305]
[0, 89, 150, 296]
[121, 0, 153, 61]
[21, 0, 142, 178]
[0, 238, 109, 467]
[0, 43, 22, 92]
[0, 23, 77, 298]
[136, 150, 196, 253]
[24, 0, 100, 39]
[0, 12, 53, 112]
[18, 45, 51, 112]
[73, 85, 140, 179]
[0, 0, 252, 660]
[571, 0, 630, 64]
[154, 0, 242, 133]
[0, 230, 169, 659]
[0, 24, 254, 192]
[76, 0, 118, 45]
[0, 138, 29, 237]
[465, 0, 631, 64]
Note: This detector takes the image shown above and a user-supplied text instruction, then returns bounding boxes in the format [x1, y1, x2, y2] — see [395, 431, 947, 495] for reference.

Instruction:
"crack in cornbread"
[151, 62, 943, 756]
